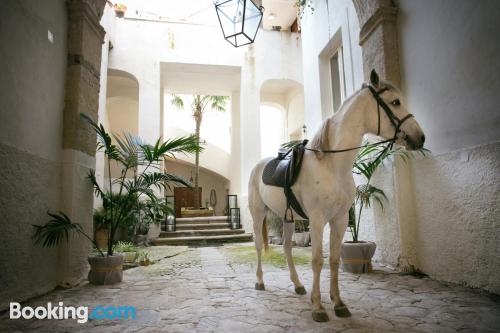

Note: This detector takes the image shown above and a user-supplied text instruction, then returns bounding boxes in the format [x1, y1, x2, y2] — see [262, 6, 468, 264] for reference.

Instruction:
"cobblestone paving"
[1, 244, 499, 332]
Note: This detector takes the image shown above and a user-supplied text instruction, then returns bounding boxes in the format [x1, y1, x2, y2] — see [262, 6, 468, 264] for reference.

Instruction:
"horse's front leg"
[329, 214, 351, 317]
[310, 218, 329, 322]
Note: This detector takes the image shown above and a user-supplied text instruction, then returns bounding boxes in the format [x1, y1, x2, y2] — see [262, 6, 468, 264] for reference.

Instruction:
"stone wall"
[0, 0, 67, 310]
[0, 0, 106, 310]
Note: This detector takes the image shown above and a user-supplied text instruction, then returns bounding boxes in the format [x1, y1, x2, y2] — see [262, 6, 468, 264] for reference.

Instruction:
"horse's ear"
[370, 69, 379, 88]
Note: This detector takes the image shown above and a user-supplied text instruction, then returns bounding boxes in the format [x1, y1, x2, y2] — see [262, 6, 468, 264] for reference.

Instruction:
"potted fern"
[32, 113, 200, 284]
[341, 143, 428, 273]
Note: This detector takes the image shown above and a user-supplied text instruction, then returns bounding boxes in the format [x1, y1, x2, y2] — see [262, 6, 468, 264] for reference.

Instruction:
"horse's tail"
[262, 216, 269, 253]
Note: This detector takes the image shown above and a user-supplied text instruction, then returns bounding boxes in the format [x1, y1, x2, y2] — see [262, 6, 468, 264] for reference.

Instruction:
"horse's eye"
[391, 99, 400, 106]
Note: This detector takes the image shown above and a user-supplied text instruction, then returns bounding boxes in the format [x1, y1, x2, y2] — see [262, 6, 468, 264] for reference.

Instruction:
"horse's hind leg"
[329, 213, 351, 317]
[283, 222, 306, 294]
[249, 186, 268, 291]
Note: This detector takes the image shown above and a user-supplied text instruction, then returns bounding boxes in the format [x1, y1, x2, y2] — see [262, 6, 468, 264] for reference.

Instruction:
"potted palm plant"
[32, 113, 200, 284]
[341, 143, 428, 273]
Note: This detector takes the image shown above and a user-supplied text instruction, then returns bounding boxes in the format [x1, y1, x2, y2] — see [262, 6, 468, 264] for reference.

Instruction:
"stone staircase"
[152, 216, 253, 246]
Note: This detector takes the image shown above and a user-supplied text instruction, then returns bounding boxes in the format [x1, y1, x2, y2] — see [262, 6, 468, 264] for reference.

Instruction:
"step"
[175, 223, 230, 230]
[175, 216, 229, 224]
[152, 233, 253, 246]
[159, 229, 245, 238]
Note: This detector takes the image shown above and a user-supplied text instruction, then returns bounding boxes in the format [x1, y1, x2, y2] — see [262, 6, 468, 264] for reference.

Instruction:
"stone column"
[352, 0, 418, 270]
[239, 45, 262, 232]
[137, 63, 162, 239]
[353, 0, 401, 86]
[58, 0, 106, 286]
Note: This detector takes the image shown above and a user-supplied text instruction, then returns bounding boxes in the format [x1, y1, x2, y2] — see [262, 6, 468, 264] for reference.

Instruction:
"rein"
[304, 85, 414, 155]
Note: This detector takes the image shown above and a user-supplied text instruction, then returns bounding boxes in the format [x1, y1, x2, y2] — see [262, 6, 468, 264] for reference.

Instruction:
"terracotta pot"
[88, 254, 123, 285]
[340, 241, 376, 273]
[294, 232, 310, 247]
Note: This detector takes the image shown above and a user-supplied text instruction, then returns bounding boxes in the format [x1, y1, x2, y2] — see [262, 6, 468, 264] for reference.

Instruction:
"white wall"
[396, 0, 500, 293]
[301, 0, 364, 134]
[0, 0, 66, 310]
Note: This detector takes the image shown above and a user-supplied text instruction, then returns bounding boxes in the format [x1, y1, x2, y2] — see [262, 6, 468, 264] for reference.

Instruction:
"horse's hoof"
[312, 310, 330, 322]
[334, 305, 351, 318]
[295, 286, 307, 295]
[255, 282, 265, 291]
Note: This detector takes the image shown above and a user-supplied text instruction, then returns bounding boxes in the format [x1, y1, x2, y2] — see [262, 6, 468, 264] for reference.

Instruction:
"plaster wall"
[395, 0, 500, 293]
[301, 0, 364, 134]
[0, 0, 66, 309]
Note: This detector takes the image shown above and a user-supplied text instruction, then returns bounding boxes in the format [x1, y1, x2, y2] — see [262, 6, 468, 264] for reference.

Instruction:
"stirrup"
[284, 206, 294, 223]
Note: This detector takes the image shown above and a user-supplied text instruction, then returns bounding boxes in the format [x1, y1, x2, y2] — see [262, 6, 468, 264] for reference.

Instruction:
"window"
[330, 48, 346, 113]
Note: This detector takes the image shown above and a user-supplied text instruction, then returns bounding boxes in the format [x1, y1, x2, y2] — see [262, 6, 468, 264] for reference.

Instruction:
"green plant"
[170, 94, 228, 209]
[295, 0, 314, 18]
[114, 241, 136, 253]
[33, 211, 105, 257]
[32, 113, 201, 257]
[295, 220, 309, 233]
[349, 142, 429, 242]
[137, 250, 152, 265]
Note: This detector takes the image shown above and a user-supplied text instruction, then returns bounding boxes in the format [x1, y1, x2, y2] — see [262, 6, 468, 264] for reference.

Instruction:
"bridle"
[367, 85, 414, 140]
[305, 85, 414, 154]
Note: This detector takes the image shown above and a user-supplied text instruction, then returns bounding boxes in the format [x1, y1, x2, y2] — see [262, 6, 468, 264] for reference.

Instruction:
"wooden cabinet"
[173, 187, 201, 218]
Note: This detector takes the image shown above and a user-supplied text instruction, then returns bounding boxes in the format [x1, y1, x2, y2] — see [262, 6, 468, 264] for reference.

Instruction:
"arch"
[260, 78, 305, 142]
[106, 69, 139, 100]
[164, 158, 230, 215]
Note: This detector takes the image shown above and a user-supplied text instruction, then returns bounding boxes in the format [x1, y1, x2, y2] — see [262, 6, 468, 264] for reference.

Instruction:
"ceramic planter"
[340, 241, 376, 273]
[88, 254, 124, 285]
[294, 232, 310, 247]
[121, 251, 137, 264]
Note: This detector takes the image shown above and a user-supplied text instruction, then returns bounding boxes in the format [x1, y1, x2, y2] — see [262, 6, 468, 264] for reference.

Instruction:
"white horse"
[248, 70, 425, 322]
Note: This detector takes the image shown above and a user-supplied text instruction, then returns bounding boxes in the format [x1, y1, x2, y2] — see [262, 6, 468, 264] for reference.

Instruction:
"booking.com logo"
[10, 302, 136, 324]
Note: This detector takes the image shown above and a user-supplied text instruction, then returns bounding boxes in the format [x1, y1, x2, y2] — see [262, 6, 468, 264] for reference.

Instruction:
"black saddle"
[262, 140, 309, 221]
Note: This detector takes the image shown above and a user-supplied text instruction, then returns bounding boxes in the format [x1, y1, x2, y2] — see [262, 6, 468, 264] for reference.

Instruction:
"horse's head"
[364, 70, 425, 150]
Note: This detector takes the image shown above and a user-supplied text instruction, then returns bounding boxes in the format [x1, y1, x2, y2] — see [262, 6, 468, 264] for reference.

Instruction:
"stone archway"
[352, 0, 401, 86]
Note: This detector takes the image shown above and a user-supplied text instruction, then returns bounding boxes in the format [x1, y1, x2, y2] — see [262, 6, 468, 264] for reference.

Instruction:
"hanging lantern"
[215, 0, 264, 47]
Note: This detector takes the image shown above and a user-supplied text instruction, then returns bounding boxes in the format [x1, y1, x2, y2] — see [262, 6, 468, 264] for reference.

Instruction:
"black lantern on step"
[215, 0, 264, 47]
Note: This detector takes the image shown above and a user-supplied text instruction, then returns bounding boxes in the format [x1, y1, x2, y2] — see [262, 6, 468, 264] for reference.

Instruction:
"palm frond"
[355, 184, 387, 209]
[144, 135, 202, 161]
[137, 172, 192, 191]
[280, 140, 303, 150]
[32, 211, 83, 248]
[209, 95, 228, 112]
[170, 94, 184, 109]
[87, 170, 106, 202]
[114, 132, 143, 168]
[80, 113, 120, 160]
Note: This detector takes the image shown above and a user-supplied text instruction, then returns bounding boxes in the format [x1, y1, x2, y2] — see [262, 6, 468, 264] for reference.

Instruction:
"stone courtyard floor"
[1, 243, 500, 333]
